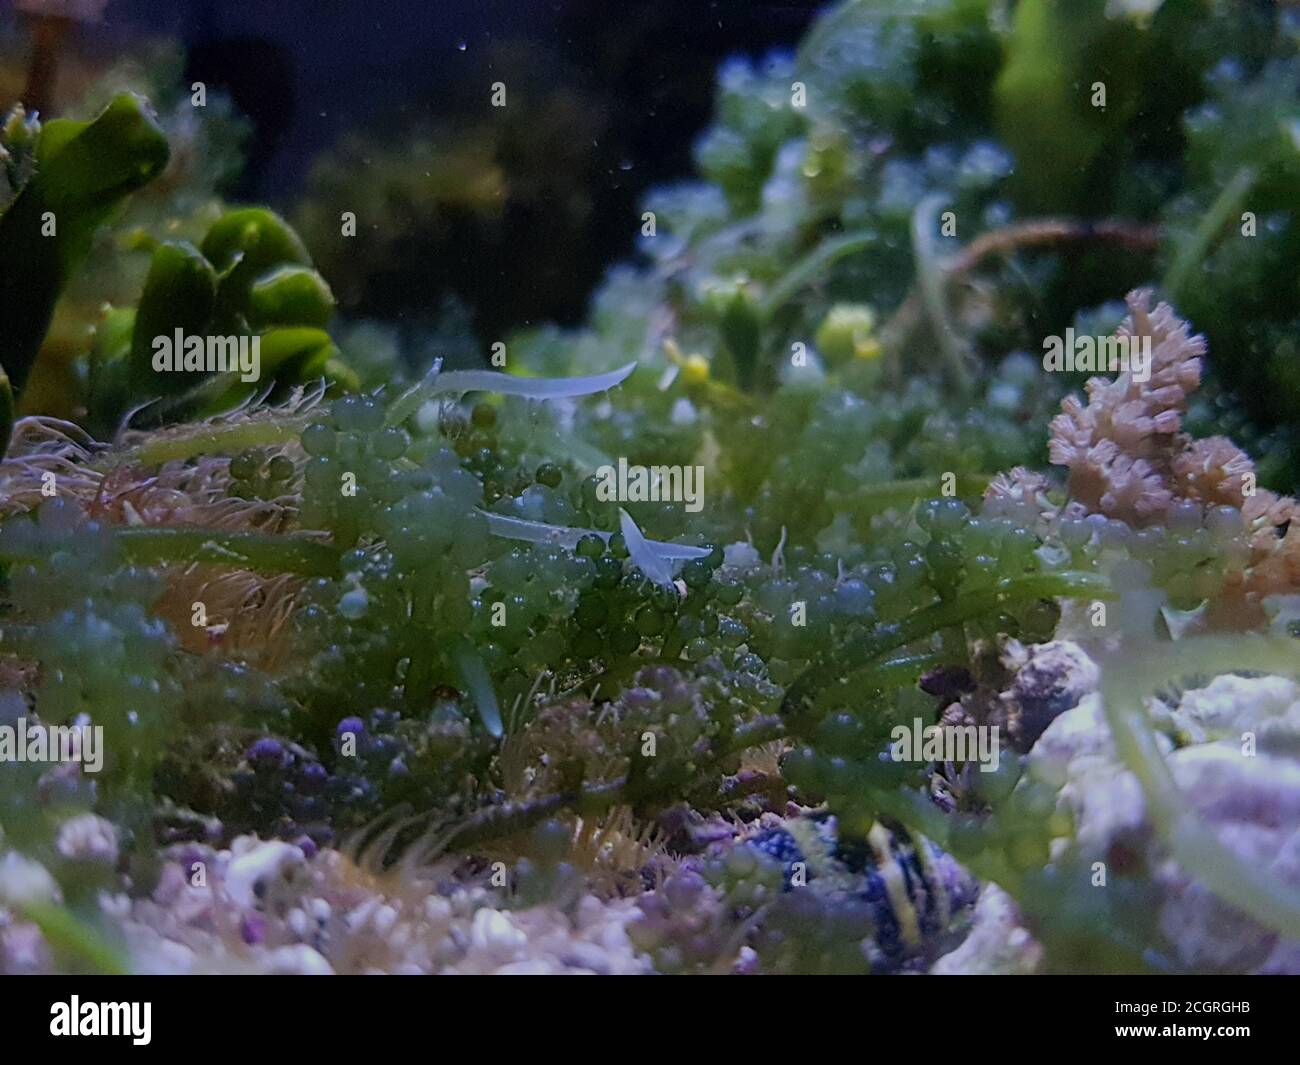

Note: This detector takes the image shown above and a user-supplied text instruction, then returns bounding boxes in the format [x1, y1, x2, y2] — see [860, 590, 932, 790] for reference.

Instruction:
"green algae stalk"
[113, 527, 341, 576]
[129, 241, 219, 398]
[1101, 636, 1300, 939]
[0, 94, 169, 393]
[781, 570, 1114, 732]
[17, 900, 129, 975]
[128, 415, 311, 466]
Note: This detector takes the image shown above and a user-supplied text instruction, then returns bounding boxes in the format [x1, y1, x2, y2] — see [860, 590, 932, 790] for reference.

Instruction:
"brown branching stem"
[881, 217, 1162, 379]
[441, 714, 787, 852]
[441, 572, 1111, 853]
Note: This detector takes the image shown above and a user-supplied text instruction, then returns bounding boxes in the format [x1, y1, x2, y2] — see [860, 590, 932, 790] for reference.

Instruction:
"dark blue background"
[6, 0, 821, 333]
[101, 0, 820, 200]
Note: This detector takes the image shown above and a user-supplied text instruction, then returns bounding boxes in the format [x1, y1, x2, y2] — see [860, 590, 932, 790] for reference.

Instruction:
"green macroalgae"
[2, 0, 1300, 974]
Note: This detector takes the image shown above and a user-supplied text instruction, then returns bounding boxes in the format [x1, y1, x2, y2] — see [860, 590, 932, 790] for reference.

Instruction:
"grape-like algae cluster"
[1, 0, 1299, 975]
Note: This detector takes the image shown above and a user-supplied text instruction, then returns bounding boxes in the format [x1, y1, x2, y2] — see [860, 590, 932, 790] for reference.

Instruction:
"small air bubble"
[457, 40, 467, 51]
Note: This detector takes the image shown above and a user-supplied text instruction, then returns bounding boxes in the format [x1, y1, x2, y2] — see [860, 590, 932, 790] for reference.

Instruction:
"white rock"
[1030, 672, 1300, 974]
[468, 907, 526, 960]
[98, 890, 131, 920]
[347, 897, 381, 931]
[1171, 743, 1300, 828]
[127, 933, 197, 976]
[1028, 693, 1113, 786]
[371, 903, 398, 936]
[931, 883, 1041, 975]
[1, 919, 50, 972]
[1168, 674, 1300, 745]
[0, 851, 60, 908]
[493, 958, 559, 975]
[562, 941, 612, 974]
[56, 814, 118, 865]
[224, 841, 303, 910]
[1063, 760, 1148, 860]
[575, 894, 606, 931]
[264, 944, 334, 975]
